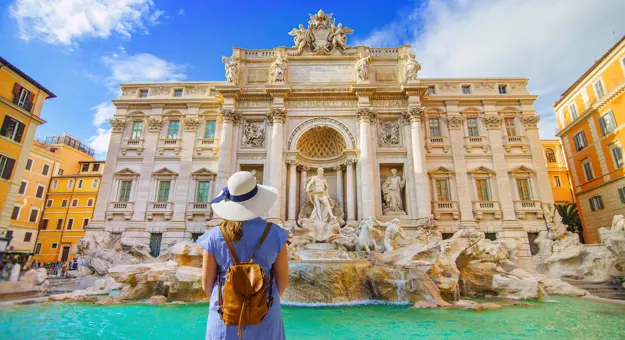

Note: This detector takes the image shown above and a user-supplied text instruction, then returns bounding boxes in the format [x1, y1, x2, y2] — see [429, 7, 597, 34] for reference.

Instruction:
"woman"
[197, 171, 289, 340]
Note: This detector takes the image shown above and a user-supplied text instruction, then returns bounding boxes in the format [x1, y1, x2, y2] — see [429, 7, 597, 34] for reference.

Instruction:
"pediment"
[191, 168, 217, 178]
[114, 168, 140, 177]
[468, 166, 495, 175]
[508, 165, 535, 174]
[153, 167, 179, 177]
[428, 166, 454, 175]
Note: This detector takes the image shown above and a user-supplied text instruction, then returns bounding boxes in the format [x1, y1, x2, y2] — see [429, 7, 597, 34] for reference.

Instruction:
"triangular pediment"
[468, 166, 495, 175]
[428, 166, 454, 175]
[114, 168, 140, 177]
[191, 168, 217, 178]
[508, 165, 535, 174]
[153, 167, 179, 177]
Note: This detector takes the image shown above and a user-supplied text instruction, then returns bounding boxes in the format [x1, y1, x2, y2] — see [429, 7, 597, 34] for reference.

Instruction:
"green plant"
[555, 203, 585, 243]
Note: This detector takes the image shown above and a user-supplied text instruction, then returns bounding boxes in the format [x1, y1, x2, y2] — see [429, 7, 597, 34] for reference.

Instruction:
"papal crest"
[288, 9, 354, 55]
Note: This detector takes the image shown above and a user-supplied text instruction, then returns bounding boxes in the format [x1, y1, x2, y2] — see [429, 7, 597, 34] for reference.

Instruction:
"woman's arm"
[274, 244, 289, 296]
[202, 251, 217, 296]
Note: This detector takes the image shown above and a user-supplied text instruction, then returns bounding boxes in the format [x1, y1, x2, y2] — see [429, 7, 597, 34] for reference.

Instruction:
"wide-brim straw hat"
[211, 171, 278, 221]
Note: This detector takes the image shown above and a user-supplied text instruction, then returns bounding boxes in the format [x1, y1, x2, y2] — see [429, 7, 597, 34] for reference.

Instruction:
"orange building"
[541, 140, 575, 205]
[554, 36, 625, 243]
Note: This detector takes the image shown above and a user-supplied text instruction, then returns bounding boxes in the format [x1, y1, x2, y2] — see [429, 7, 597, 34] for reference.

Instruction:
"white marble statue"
[221, 56, 239, 84]
[355, 53, 371, 81]
[382, 169, 406, 214]
[329, 23, 353, 50]
[271, 55, 288, 83]
[375, 218, 406, 252]
[404, 53, 421, 81]
[355, 217, 380, 254]
[242, 121, 265, 147]
[379, 120, 400, 145]
[250, 170, 258, 184]
[306, 168, 336, 223]
[611, 215, 625, 232]
[288, 24, 312, 53]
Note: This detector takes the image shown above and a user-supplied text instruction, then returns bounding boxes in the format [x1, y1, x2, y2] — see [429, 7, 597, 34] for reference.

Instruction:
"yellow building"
[541, 140, 575, 204]
[7, 141, 62, 253]
[554, 36, 625, 243]
[35, 159, 103, 263]
[0, 56, 55, 244]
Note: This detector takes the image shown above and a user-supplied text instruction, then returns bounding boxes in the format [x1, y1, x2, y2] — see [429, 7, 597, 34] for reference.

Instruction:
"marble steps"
[562, 279, 625, 300]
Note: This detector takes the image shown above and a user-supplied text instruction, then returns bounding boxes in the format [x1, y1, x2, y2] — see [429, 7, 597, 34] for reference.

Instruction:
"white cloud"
[88, 127, 112, 156]
[91, 101, 116, 126]
[358, 0, 625, 138]
[9, 0, 164, 46]
[177, 9, 185, 15]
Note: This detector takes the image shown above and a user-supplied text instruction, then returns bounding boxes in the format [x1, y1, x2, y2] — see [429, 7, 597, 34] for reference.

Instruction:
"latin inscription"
[288, 65, 354, 83]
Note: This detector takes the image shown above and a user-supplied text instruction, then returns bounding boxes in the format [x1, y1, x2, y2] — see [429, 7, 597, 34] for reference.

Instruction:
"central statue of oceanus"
[288, 9, 354, 55]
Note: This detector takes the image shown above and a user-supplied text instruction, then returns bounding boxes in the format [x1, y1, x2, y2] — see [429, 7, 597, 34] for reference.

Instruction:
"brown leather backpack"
[217, 222, 275, 339]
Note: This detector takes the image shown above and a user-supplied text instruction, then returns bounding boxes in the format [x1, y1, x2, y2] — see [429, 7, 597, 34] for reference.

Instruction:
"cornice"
[0, 96, 46, 125]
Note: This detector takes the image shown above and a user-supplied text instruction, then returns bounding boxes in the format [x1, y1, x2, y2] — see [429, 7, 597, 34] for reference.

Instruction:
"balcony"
[186, 202, 212, 220]
[472, 201, 502, 220]
[147, 202, 174, 220]
[195, 138, 218, 156]
[463, 136, 489, 153]
[432, 201, 459, 220]
[106, 202, 134, 220]
[425, 136, 450, 153]
[121, 138, 144, 156]
[513, 200, 542, 219]
[503, 135, 529, 153]
[158, 138, 181, 156]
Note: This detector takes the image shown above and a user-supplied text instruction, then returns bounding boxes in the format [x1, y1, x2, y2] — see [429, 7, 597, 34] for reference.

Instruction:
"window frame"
[429, 118, 441, 137]
[118, 180, 133, 202]
[0, 154, 16, 180]
[35, 184, 45, 198]
[466, 118, 480, 136]
[569, 103, 578, 120]
[598, 110, 617, 136]
[11, 205, 21, 220]
[156, 180, 172, 202]
[71, 199, 79, 207]
[87, 198, 94, 207]
[18, 180, 28, 195]
[92, 179, 99, 188]
[39, 219, 48, 230]
[589, 195, 604, 211]
[593, 79, 606, 100]
[131, 121, 144, 140]
[475, 178, 492, 201]
[25, 158, 33, 171]
[81, 163, 90, 172]
[67, 218, 74, 230]
[167, 120, 180, 139]
[553, 175, 562, 188]
[610, 143, 624, 169]
[61, 199, 68, 208]
[56, 218, 64, 230]
[92, 163, 100, 172]
[618, 186, 625, 203]
[461, 85, 472, 94]
[573, 131, 587, 151]
[196, 180, 211, 202]
[582, 159, 594, 181]
[51, 242, 58, 249]
[77, 179, 83, 189]
[34, 243, 42, 254]
[46, 199, 53, 208]
[173, 88, 183, 97]
[435, 179, 451, 201]
[139, 89, 149, 98]
[82, 218, 90, 229]
[427, 86, 436, 95]
[41, 164, 50, 176]
[498, 84, 507, 94]
[516, 178, 533, 201]
[504, 117, 517, 136]
[28, 207, 39, 223]
[51, 179, 58, 189]
[204, 120, 216, 139]
[67, 179, 74, 189]
[0, 115, 26, 143]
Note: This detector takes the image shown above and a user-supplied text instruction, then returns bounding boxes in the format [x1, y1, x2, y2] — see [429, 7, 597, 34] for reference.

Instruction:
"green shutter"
[157, 181, 171, 202]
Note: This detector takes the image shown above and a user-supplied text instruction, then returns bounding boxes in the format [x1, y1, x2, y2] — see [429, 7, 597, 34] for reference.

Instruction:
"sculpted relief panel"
[242, 120, 266, 147]
[379, 120, 401, 146]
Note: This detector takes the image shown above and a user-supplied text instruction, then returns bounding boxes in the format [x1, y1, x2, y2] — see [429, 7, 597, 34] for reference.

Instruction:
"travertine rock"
[77, 232, 158, 276]
[96, 296, 125, 305]
[146, 295, 168, 304]
[170, 241, 204, 268]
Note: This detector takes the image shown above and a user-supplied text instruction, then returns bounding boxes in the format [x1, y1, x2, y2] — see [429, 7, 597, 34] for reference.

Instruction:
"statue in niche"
[375, 218, 406, 252]
[355, 53, 371, 81]
[242, 121, 265, 147]
[271, 55, 288, 83]
[221, 56, 239, 84]
[404, 53, 421, 81]
[250, 170, 259, 184]
[382, 169, 406, 214]
[379, 120, 400, 146]
[306, 168, 336, 223]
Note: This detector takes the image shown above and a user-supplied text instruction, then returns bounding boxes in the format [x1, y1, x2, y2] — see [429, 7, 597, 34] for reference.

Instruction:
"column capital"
[446, 115, 464, 130]
[183, 117, 199, 132]
[484, 115, 502, 130]
[346, 158, 358, 166]
[110, 119, 126, 134]
[285, 159, 297, 166]
[333, 165, 344, 171]
[523, 115, 540, 129]
[147, 117, 162, 133]
[267, 107, 287, 124]
[297, 164, 310, 172]
[220, 109, 241, 123]
[356, 107, 376, 122]
[405, 106, 424, 123]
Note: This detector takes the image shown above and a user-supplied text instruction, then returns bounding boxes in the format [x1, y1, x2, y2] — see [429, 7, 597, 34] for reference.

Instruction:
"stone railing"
[425, 136, 449, 153]
[158, 138, 182, 156]
[245, 50, 275, 58]
[121, 138, 145, 156]
[370, 48, 400, 57]
[195, 138, 218, 156]
[503, 135, 529, 152]
[472, 201, 502, 220]
[513, 200, 542, 219]
[432, 201, 459, 220]
[186, 202, 212, 220]
[147, 202, 174, 220]
[106, 202, 134, 220]
[464, 136, 489, 153]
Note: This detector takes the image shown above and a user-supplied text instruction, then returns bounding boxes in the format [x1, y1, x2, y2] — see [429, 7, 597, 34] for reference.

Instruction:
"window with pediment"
[428, 167, 455, 202]
[113, 168, 140, 202]
[509, 166, 537, 201]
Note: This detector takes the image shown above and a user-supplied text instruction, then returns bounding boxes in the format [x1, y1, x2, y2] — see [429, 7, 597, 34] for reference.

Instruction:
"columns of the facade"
[132, 114, 162, 222]
[267, 108, 286, 220]
[215, 109, 239, 190]
[287, 160, 297, 223]
[91, 118, 126, 226]
[172, 113, 199, 223]
[406, 106, 431, 218]
[520, 107, 553, 205]
[345, 160, 356, 223]
[299, 165, 308, 208]
[445, 101, 475, 225]
[401, 115, 418, 217]
[334, 165, 344, 210]
[357, 107, 376, 218]
[483, 105, 516, 221]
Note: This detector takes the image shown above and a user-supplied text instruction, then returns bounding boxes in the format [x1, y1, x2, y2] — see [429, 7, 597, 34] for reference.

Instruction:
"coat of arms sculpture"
[288, 9, 354, 55]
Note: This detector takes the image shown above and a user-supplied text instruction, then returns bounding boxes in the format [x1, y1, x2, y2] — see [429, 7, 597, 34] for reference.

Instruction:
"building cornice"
[0, 96, 47, 125]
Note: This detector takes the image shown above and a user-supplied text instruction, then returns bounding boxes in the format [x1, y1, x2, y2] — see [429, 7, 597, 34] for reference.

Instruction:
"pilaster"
[172, 115, 199, 222]
[445, 101, 474, 224]
[523, 114, 554, 204]
[132, 112, 162, 222]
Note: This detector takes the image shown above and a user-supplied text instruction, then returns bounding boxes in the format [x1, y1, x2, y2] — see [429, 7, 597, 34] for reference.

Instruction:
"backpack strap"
[219, 224, 241, 265]
[248, 222, 272, 263]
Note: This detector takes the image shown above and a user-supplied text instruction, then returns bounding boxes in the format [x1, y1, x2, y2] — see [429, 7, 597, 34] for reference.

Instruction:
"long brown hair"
[220, 220, 244, 242]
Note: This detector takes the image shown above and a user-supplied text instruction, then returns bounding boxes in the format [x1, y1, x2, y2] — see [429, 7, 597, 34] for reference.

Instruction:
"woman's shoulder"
[196, 226, 222, 251]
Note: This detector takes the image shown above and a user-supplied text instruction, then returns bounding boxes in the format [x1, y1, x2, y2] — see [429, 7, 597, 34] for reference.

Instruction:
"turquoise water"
[1, 297, 624, 339]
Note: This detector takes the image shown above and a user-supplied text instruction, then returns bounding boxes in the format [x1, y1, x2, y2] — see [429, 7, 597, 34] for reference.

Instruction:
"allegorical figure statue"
[221, 56, 238, 84]
[355, 53, 371, 81]
[404, 53, 421, 81]
[243, 121, 265, 147]
[288, 24, 312, 53]
[382, 169, 406, 214]
[375, 218, 406, 252]
[329, 23, 353, 50]
[271, 55, 288, 82]
[306, 168, 336, 223]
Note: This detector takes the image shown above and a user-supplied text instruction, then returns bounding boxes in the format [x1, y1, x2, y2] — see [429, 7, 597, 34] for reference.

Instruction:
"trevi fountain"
[1, 9, 625, 340]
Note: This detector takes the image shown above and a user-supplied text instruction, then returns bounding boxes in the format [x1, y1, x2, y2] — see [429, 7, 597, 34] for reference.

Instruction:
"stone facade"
[88, 11, 553, 265]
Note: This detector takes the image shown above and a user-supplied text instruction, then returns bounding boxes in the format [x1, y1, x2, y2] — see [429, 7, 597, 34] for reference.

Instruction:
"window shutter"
[2, 158, 15, 180]
[599, 117, 606, 135]
[15, 121, 25, 143]
[24, 93, 34, 111]
[12, 83, 22, 104]
[0, 116, 10, 136]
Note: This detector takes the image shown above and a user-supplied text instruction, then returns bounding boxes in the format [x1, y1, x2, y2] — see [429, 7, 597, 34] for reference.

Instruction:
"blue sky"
[2, 0, 624, 160]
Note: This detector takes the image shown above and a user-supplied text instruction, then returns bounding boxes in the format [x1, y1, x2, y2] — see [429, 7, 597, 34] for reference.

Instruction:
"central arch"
[297, 126, 346, 159]
[287, 117, 355, 151]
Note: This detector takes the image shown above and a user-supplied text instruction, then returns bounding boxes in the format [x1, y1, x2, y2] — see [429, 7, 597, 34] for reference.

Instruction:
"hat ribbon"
[211, 185, 258, 204]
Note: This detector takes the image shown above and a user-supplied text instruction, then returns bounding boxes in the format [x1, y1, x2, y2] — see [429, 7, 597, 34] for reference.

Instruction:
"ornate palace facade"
[88, 11, 553, 263]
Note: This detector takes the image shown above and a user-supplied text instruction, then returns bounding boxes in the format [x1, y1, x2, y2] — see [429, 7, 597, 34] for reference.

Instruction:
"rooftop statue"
[288, 9, 353, 55]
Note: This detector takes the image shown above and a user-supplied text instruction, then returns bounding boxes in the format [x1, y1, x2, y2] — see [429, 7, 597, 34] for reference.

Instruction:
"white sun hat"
[211, 171, 278, 221]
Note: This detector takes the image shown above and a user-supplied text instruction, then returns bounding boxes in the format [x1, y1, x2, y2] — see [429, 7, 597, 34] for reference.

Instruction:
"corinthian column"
[407, 106, 431, 218]
[267, 108, 286, 219]
[215, 109, 239, 189]
[345, 160, 356, 223]
[287, 161, 298, 223]
[334, 165, 344, 210]
[299, 165, 309, 208]
[357, 107, 376, 218]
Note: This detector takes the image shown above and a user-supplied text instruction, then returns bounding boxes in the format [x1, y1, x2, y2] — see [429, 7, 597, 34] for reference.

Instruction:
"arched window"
[545, 148, 557, 163]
